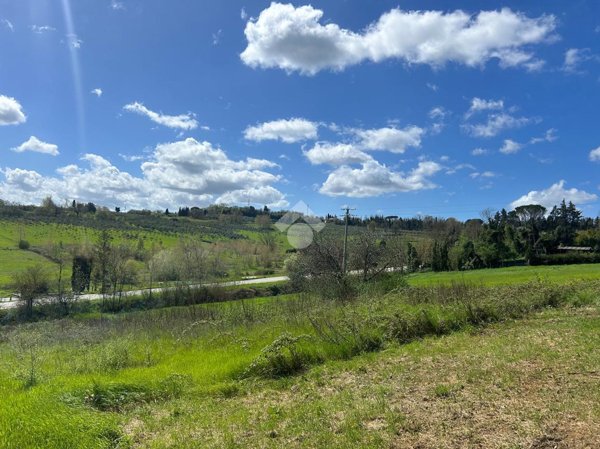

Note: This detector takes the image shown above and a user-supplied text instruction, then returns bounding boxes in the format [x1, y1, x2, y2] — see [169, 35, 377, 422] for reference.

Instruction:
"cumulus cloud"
[590, 146, 600, 162]
[470, 171, 496, 179]
[31, 25, 56, 34]
[563, 48, 597, 73]
[66, 34, 83, 49]
[320, 160, 442, 197]
[0, 95, 26, 125]
[499, 139, 523, 154]
[123, 102, 199, 131]
[111, 1, 125, 10]
[0, 139, 287, 209]
[244, 118, 318, 143]
[91, 88, 103, 97]
[471, 148, 489, 156]
[529, 128, 557, 144]
[304, 142, 372, 165]
[464, 113, 532, 138]
[429, 107, 447, 120]
[241, 3, 556, 75]
[465, 97, 504, 118]
[510, 180, 597, 210]
[11, 136, 59, 156]
[353, 126, 424, 153]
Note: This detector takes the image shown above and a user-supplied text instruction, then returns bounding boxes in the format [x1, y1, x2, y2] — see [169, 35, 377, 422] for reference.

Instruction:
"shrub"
[244, 333, 320, 378]
[18, 239, 30, 250]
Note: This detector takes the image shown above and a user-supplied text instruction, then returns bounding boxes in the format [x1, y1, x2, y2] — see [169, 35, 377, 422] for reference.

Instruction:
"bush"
[244, 333, 320, 378]
[18, 239, 30, 250]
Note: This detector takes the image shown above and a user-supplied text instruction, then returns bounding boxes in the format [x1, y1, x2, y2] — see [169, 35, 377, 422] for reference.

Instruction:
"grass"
[0, 248, 58, 296]
[0, 219, 290, 296]
[0, 277, 598, 448]
[406, 263, 600, 286]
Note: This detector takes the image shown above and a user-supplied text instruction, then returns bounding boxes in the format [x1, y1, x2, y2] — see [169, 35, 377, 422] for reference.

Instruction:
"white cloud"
[241, 3, 556, 75]
[530, 128, 557, 144]
[499, 139, 523, 154]
[212, 29, 223, 45]
[11, 136, 59, 156]
[590, 146, 600, 162]
[119, 153, 145, 162]
[354, 126, 424, 153]
[446, 163, 476, 175]
[111, 1, 125, 10]
[31, 25, 56, 34]
[510, 180, 597, 210]
[319, 160, 442, 197]
[244, 118, 318, 143]
[429, 107, 447, 120]
[2, 19, 14, 31]
[140, 138, 285, 204]
[241, 8, 248, 20]
[304, 142, 372, 165]
[91, 88, 103, 97]
[471, 148, 489, 156]
[0, 95, 26, 125]
[563, 48, 597, 73]
[0, 139, 287, 209]
[426, 83, 438, 92]
[123, 102, 199, 131]
[470, 171, 496, 179]
[465, 97, 504, 118]
[66, 34, 83, 49]
[464, 113, 532, 137]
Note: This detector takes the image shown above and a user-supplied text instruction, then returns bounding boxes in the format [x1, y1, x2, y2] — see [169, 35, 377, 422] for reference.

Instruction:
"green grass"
[0, 278, 599, 448]
[406, 263, 600, 286]
[0, 248, 60, 296]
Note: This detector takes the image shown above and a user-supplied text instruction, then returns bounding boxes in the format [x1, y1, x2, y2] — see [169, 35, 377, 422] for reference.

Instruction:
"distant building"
[557, 245, 592, 252]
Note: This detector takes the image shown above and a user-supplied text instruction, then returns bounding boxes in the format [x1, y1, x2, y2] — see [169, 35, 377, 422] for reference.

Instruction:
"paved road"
[0, 275, 290, 310]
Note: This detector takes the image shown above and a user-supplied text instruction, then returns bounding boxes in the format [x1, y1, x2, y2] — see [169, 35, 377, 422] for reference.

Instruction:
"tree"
[50, 242, 72, 314]
[85, 202, 97, 213]
[71, 255, 92, 294]
[13, 265, 49, 317]
[350, 231, 404, 281]
[406, 242, 420, 272]
[255, 214, 271, 229]
[285, 233, 354, 300]
[93, 230, 113, 294]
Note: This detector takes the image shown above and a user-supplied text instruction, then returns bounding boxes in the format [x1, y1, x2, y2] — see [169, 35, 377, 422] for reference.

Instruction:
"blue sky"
[0, 0, 599, 219]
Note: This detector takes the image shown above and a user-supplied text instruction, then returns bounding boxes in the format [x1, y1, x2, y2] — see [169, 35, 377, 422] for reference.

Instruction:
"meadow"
[406, 263, 600, 286]
[0, 218, 290, 297]
[0, 274, 598, 448]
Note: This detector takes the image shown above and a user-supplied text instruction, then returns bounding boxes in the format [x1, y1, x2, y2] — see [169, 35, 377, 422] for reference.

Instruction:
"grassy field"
[0, 277, 598, 448]
[407, 263, 600, 286]
[0, 219, 289, 296]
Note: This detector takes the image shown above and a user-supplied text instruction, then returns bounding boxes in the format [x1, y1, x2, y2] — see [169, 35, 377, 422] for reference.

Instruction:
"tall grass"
[0, 278, 598, 448]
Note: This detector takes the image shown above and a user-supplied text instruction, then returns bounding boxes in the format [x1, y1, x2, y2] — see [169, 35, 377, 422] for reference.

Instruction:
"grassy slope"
[407, 263, 600, 286]
[0, 278, 599, 448]
[135, 307, 600, 448]
[0, 219, 288, 296]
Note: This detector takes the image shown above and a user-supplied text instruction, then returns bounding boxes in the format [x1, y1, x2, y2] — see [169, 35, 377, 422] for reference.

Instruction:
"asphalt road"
[0, 275, 290, 310]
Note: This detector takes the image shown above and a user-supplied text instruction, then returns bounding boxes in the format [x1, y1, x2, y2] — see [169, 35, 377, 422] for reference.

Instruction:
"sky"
[0, 0, 599, 220]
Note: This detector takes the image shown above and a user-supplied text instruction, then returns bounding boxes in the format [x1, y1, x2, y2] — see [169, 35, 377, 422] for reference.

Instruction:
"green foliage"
[83, 373, 191, 411]
[244, 333, 319, 378]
